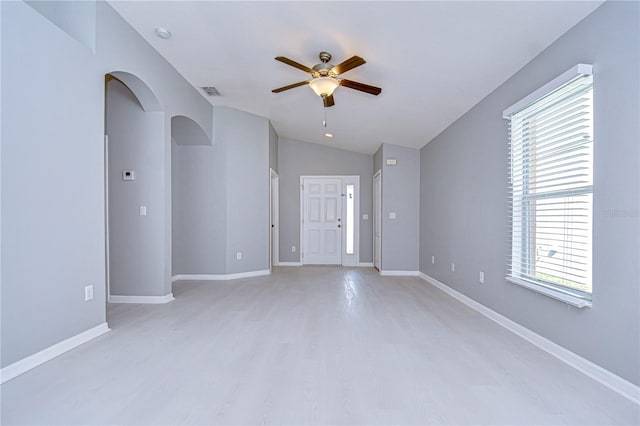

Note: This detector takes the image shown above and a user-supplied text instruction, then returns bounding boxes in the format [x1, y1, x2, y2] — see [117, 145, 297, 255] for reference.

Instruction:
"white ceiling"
[108, 1, 602, 154]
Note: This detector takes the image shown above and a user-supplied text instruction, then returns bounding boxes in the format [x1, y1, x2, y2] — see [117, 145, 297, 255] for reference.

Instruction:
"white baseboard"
[358, 262, 374, 267]
[0, 323, 110, 384]
[172, 269, 270, 282]
[418, 272, 640, 405]
[109, 293, 175, 304]
[380, 270, 420, 276]
[276, 262, 302, 267]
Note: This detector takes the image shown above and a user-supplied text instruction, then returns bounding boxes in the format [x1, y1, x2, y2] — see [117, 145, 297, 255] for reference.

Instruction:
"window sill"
[506, 277, 592, 309]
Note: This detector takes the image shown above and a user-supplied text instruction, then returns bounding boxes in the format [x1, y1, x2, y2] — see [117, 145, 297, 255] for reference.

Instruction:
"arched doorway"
[104, 72, 172, 304]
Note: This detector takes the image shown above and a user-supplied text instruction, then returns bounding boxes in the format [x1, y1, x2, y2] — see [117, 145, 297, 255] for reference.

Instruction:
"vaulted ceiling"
[109, 1, 602, 154]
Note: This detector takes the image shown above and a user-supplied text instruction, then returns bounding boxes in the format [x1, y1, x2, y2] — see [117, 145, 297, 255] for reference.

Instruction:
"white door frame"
[300, 175, 360, 266]
[104, 135, 111, 300]
[373, 169, 382, 271]
[270, 169, 279, 269]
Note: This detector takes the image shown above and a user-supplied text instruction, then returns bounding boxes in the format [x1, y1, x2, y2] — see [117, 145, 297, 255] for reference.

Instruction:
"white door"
[270, 170, 279, 268]
[302, 178, 342, 265]
[373, 170, 382, 270]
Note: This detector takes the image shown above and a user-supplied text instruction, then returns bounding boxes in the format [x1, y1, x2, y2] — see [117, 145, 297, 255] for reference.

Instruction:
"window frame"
[503, 64, 594, 309]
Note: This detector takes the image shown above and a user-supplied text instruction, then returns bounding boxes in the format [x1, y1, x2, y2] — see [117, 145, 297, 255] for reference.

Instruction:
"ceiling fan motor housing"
[312, 51, 336, 78]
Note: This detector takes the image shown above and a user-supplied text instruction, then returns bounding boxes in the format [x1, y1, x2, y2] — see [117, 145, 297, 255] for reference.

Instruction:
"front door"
[302, 178, 342, 265]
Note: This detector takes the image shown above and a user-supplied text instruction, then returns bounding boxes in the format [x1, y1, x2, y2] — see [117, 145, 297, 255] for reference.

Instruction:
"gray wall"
[278, 137, 373, 263]
[269, 122, 278, 173]
[419, 1, 639, 385]
[106, 79, 165, 297]
[172, 107, 271, 276]
[172, 143, 227, 275]
[1, 0, 212, 368]
[373, 145, 383, 175]
[2, 1, 105, 366]
[380, 144, 420, 271]
[217, 107, 271, 274]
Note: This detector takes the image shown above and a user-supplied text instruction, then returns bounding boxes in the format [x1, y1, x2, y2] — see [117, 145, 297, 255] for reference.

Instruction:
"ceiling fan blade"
[323, 94, 335, 108]
[340, 79, 382, 96]
[275, 56, 314, 74]
[331, 56, 366, 75]
[272, 80, 310, 93]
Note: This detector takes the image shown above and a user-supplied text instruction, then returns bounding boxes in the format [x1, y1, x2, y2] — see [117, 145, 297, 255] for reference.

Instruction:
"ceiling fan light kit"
[309, 77, 339, 97]
[273, 51, 381, 108]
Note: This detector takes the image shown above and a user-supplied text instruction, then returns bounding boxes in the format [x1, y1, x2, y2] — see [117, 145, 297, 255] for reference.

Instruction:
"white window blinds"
[505, 65, 594, 301]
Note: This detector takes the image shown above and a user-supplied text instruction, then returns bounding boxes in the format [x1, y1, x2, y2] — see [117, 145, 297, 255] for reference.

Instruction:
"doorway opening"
[104, 72, 165, 303]
[270, 169, 279, 269]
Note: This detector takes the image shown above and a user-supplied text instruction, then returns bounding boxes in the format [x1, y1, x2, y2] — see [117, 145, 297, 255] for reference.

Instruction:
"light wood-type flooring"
[2, 267, 638, 425]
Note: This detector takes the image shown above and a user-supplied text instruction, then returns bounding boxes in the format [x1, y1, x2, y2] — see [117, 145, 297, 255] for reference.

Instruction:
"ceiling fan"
[272, 51, 382, 107]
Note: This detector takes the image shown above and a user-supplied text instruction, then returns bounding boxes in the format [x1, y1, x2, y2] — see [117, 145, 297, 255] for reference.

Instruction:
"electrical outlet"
[139, 205, 147, 216]
[431, 255, 435, 264]
[292, 245, 296, 253]
[84, 285, 94, 301]
[236, 252, 242, 260]
[479, 271, 485, 284]
[363, 214, 369, 220]
[451, 263, 455, 272]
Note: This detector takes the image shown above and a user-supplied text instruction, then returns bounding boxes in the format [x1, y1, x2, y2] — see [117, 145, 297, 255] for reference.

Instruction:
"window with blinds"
[504, 65, 593, 302]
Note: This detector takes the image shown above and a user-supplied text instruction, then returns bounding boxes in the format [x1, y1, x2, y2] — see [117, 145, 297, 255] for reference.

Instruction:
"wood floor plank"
[1, 266, 638, 425]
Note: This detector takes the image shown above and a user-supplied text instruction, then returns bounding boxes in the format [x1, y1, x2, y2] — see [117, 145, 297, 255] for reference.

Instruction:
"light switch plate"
[389, 212, 397, 219]
[122, 171, 135, 181]
[479, 271, 485, 283]
[139, 206, 147, 216]
[363, 214, 369, 220]
[236, 252, 242, 260]
[84, 285, 94, 301]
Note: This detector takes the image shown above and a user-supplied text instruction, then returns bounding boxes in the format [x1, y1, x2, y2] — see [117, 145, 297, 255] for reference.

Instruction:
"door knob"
[338, 224, 341, 228]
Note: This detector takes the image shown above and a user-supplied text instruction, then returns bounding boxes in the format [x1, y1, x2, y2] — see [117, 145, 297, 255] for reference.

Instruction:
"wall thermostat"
[122, 171, 135, 181]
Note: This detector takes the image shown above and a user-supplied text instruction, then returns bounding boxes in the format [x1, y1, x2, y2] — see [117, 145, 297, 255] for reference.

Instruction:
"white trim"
[108, 293, 175, 304]
[373, 169, 382, 270]
[277, 262, 302, 266]
[171, 269, 270, 282]
[0, 323, 110, 384]
[380, 270, 419, 277]
[506, 276, 591, 309]
[502, 63, 593, 118]
[358, 262, 374, 267]
[418, 272, 640, 405]
[104, 134, 110, 300]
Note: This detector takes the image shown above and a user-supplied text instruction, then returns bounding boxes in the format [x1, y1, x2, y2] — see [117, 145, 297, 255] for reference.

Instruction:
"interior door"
[303, 178, 342, 265]
[270, 171, 279, 267]
[374, 171, 382, 270]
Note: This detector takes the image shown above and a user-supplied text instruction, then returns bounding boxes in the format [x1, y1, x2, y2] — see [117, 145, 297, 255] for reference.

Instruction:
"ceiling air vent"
[201, 86, 222, 96]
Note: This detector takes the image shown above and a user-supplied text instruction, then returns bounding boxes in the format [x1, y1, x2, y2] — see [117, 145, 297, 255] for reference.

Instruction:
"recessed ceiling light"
[324, 133, 333, 138]
[155, 27, 171, 39]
